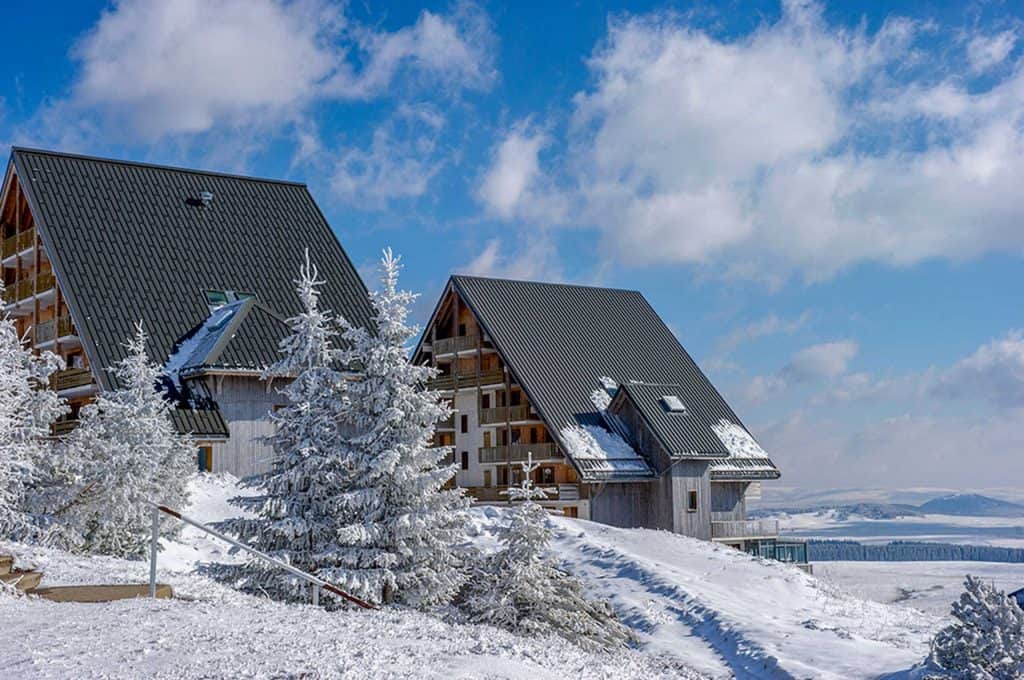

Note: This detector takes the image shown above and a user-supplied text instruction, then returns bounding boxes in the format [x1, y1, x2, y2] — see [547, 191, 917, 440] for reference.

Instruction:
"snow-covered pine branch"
[62, 323, 194, 558]
[925, 575, 1024, 679]
[326, 247, 471, 608]
[461, 453, 632, 651]
[0, 281, 67, 541]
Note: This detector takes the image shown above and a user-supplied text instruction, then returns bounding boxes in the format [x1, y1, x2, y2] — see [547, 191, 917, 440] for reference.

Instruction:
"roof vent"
[198, 190, 214, 207]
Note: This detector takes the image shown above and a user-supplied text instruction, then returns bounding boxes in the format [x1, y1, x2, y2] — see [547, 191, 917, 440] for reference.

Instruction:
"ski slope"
[3, 475, 945, 679]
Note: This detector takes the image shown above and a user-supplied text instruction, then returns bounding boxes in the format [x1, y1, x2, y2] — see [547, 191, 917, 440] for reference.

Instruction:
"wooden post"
[149, 506, 159, 597]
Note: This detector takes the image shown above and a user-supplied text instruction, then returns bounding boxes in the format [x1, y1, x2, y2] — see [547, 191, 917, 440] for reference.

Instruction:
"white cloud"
[476, 121, 568, 223]
[331, 105, 446, 206]
[53, 0, 493, 141]
[464, 236, 563, 282]
[715, 312, 810, 357]
[784, 340, 859, 381]
[966, 29, 1017, 73]
[489, 1, 1024, 281]
[931, 330, 1024, 407]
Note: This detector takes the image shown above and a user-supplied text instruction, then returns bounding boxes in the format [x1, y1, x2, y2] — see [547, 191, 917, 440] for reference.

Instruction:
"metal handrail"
[147, 502, 377, 609]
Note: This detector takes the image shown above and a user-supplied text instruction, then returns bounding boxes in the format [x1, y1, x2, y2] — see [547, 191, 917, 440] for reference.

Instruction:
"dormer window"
[662, 395, 687, 413]
[204, 289, 254, 313]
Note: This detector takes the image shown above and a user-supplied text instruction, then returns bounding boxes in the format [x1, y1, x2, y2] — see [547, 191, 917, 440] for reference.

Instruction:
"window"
[540, 466, 555, 484]
[511, 429, 521, 443]
[483, 431, 491, 447]
[461, 451, 469, 470]
[204, 289, 254, 313]
[687, 490, 698, 513]
[662, 395, 687, 413]
[460, 415, 468, 433]
[197, 445, 214, 473]
[483, 470, 492, 488]
[458, 323, 467, 336]
[529, 427, 538, 444]
[510, 390, 521, 406]
[481, 393, 490, 409]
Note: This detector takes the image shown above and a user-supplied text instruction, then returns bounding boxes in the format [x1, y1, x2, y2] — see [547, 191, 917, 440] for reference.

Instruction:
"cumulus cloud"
[476, 121, 568, 223]
[784, 340, 859, 381]
[931, 330, 1024, 407]
[485, 1, 1024, 281]
[49, 0, 493, 141]
[331, 105, 446, 206]
[464, 235, 563, 282]
[966, 29, 1017, 73]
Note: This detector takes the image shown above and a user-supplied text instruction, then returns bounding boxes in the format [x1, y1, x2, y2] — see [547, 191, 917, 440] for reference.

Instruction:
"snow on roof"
[711, 419, 767, 459]
[164, 299, 247, 387]
[560, 424, 653, 480]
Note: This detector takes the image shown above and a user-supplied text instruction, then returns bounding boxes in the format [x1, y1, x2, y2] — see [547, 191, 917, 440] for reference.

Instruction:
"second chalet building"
[413, 276, 808, 565]
[1, 148, 374, 476]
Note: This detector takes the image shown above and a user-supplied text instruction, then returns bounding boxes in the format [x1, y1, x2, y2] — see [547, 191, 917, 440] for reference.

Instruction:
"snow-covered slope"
[3, 475, 942, 679]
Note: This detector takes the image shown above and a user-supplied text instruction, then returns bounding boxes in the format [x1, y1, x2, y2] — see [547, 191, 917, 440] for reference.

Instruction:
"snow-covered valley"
[1, 475, 959, 679]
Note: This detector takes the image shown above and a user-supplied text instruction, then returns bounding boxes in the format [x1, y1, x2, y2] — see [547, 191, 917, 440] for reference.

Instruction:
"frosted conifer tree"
[64, 323, 194, 558]
[926, 575, 1024, 679]
[462, 453, 632, 651]
[213, 252, 355, 604]
[327, 248, 471, 608]
[0, 282, 66, 540]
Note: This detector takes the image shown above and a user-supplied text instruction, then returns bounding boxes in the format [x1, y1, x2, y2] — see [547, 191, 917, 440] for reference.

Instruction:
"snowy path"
[546, 517, 941, 679]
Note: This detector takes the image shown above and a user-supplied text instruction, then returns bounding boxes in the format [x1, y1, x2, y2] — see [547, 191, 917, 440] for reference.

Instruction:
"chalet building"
[413, 276, 808, 564]
[1, 148, 373, 477]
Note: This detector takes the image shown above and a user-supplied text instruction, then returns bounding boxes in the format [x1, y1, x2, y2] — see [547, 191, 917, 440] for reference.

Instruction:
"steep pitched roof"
[9, 147, 373, 388]
[614, 381, 735, 457]
[429, 275, 766, 481]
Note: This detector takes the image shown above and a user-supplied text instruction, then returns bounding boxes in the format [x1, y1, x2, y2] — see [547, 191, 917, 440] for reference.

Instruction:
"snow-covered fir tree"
[63, 323, 194, 558]
[328, 248, 470, 608]
[215, 249, 468, 609]
[0, 282, 66, 540]
[926, 575, 1024, 679]
[213, 252, 355, 604]
[461, 453, 632, 651]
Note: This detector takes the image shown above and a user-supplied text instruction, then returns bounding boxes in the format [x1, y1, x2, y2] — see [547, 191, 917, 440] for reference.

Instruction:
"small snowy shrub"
[63, 323, 195, 558]
[0, 283, 67, 540]
[461, 454, 632, 651]
[926, 575, 1024, 679]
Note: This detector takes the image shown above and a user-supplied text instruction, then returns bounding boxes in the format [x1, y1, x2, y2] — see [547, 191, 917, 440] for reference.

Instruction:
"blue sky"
[2, 0, 1022, 495]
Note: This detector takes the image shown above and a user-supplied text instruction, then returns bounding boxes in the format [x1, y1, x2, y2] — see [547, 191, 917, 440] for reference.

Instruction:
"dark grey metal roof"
[708, 458, 781, 480]
[615, 381, 736, 457]
[9, 147, 373, 389]
[170, 408, 230, 438]
[445, 275, 763, 479]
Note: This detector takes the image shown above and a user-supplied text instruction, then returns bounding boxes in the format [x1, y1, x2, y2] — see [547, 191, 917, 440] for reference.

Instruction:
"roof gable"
[443, 275, 763, 477]
[10, 147, 373, 385]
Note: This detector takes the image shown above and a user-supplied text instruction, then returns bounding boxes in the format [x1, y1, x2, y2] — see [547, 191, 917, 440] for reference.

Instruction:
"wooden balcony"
[433, 335, 480, 356]
[50, 367, 94, 392]
[427, 367, 505, 391]
[478, 442, 560, 464]
[2, 228, 34, 260]
[2, 271, 56, 306]
[478, 404, 540, 425]
[711, 519, 779, 540]
[50, 419, 79, 437]
[35, 316, 76, 345]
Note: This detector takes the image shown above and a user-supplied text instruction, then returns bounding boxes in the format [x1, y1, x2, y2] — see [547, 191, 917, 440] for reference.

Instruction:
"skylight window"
[662, 395, 687, 413]
[204, 290, 255, 313]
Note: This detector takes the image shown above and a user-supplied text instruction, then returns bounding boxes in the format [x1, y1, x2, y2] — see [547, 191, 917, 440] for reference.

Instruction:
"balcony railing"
[436, 414, 455, 430]
[745, 539, 808, 564]
[2, 271, 56, 305]
[463, 483, 586, 503]
[711, 519, 780, 540]
[433, 335, 481, 356]
[2, 228, 34, 259]
[427, 367, 505, 391]
[50, 419, 79, 437]
[479, 442, 560, 464]
[50, 367, 94, 392]
[479, 404, 539, 425]
[35, 316, 75, 345]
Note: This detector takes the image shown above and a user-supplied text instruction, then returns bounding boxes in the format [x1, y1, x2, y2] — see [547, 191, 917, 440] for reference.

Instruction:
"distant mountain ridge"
[753, 493, 1024, 520]
[917, 493, 1024, 517]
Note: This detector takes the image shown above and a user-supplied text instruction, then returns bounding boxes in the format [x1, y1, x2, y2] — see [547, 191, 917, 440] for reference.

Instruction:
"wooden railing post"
[149, 506, 159, 598]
